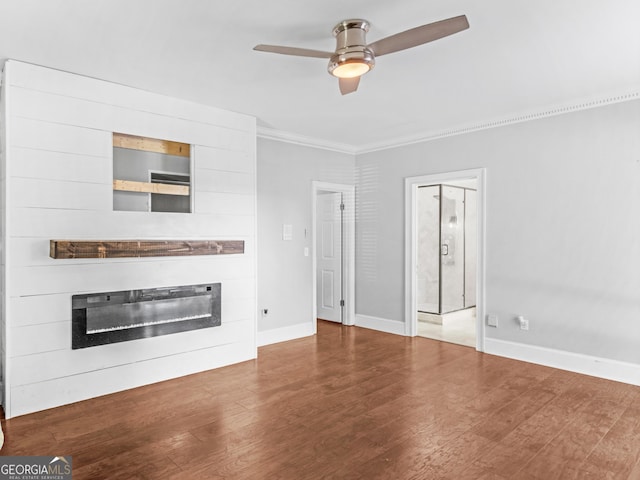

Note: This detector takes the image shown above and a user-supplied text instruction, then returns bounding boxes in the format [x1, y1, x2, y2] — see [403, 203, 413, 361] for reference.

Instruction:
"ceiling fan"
[254, 15, 469, 95]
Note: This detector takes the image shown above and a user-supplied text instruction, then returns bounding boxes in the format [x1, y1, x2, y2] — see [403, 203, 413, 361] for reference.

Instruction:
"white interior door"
[316, 192, 343, 323]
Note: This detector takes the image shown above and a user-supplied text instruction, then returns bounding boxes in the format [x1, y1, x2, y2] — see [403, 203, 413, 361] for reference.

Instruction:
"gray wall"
[355, 99, 640, 364]
[257, 138, 355, 334]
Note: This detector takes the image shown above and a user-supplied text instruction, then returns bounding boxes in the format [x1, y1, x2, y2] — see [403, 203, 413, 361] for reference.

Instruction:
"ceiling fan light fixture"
[254, 14, 469, 94]
[332, 61, 370, 78]
[328, 50, 375, 78]
[328, 19, 374, 79]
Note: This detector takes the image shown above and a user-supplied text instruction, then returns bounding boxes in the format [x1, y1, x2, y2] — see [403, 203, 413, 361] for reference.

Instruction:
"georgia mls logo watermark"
[0, 456, 72, 480]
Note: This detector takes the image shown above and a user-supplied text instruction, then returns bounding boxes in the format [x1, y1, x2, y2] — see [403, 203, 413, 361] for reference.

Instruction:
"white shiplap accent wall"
[0, 61, 257, 418]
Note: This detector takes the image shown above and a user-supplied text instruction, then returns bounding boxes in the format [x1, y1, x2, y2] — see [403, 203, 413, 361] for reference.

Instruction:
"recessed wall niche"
[113, 133, 192, 213]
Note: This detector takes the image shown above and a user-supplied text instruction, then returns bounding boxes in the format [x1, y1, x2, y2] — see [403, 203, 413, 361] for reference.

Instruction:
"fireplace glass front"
[72, 283, 221, 349]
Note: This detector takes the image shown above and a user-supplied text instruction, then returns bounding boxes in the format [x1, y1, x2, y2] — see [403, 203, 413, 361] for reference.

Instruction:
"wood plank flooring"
[2, 321, 640, 479]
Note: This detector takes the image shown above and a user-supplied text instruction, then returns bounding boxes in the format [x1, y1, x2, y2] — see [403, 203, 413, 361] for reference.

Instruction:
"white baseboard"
[485, 338, 640, 387]
[257, 322, 315, 347]
[355, 314, 406, 336]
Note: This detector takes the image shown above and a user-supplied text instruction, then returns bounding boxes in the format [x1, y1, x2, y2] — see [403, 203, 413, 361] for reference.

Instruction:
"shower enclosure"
[417, 184, 477, 316]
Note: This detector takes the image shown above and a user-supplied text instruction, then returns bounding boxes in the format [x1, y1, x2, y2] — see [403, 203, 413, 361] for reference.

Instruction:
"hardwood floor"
[2, 321, 640, 479]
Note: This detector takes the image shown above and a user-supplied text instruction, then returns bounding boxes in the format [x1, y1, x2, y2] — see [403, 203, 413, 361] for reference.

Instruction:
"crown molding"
[258, 89, 639, 156]
[357, 89, 640, 154]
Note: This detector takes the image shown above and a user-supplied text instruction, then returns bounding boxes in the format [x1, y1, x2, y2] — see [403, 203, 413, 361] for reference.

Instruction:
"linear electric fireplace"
[72, 283, 221, 349]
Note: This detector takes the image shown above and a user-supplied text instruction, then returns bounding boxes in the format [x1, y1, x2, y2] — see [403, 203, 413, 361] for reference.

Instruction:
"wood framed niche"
[113, 133, 193, 213]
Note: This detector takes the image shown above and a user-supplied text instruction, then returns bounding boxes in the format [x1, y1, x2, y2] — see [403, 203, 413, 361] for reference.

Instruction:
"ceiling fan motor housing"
[328, 19, 375, 78]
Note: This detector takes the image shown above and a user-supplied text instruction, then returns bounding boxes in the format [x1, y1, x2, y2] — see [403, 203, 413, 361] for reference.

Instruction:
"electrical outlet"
[517, 315, 529, 330]
[487, 314, 498, 327]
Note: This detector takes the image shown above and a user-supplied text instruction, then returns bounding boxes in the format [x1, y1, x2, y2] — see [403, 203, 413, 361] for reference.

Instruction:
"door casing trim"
[404, 168, 486, 351]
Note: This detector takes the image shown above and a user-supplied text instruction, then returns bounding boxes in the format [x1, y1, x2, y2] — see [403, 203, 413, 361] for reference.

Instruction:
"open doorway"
[405, 169, 486, 351]
[416, 181, 477, 347]
[312, 182, 355, 330]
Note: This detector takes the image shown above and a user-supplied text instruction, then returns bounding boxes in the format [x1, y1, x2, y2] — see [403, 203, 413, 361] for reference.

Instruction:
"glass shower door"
[440, 186, 465, 313]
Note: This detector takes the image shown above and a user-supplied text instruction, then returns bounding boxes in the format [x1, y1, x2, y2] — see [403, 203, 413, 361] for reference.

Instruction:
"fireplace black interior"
[72, 283, 221, 349]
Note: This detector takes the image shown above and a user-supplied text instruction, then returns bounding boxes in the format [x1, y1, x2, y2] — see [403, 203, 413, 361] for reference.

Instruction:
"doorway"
[405, 169, 486, 351]
[312, 182, 355, 330]
[416, 182, 477, 347]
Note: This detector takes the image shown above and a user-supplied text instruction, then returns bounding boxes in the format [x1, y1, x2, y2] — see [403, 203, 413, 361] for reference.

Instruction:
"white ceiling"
[1, 0, 639, 152]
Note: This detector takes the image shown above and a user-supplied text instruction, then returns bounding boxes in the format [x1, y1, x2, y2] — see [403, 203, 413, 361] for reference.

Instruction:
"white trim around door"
[312, 181, 356, 331]
[404, 168, 487, 351]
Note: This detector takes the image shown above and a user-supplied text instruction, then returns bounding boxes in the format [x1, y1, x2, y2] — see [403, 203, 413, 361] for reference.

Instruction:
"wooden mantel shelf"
[50, 240, 244, 259]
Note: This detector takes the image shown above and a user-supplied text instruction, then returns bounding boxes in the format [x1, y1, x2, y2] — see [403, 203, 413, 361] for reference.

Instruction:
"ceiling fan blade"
[253, 44, 333, 59]
[368, 15, 469, 57]
[339, 77, 360, 95]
